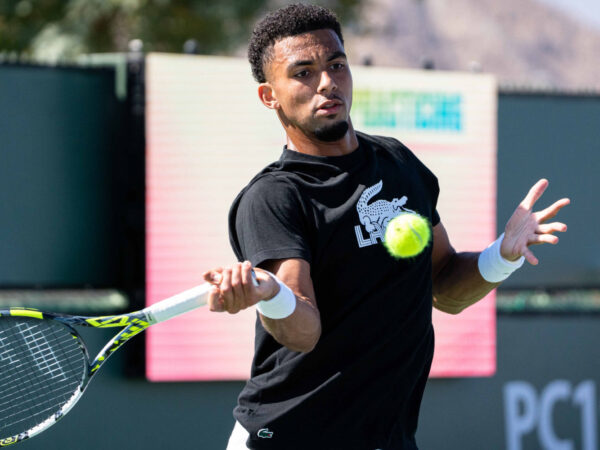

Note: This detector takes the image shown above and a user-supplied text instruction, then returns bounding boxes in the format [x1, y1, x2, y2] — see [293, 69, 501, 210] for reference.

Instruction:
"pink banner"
[145, 54, 497, 381]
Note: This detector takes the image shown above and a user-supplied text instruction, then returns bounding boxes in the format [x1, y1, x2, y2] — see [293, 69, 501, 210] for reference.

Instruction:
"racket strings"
[0, 317, 86, 438]
[0, 367, 80, 411]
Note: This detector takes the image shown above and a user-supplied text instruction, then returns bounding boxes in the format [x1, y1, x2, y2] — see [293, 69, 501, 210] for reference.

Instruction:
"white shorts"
[226, 421, 249, 449]
[225, 421, 384, 450]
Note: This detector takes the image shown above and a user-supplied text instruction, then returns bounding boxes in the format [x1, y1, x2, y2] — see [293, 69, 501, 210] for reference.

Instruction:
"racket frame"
[0, 282, 212, 446]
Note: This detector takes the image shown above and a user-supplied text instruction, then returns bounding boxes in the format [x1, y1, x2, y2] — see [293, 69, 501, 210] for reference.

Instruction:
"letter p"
[504, 381, 538, 450]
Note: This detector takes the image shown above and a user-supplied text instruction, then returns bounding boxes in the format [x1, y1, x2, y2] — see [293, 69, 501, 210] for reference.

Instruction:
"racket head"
[0, 310, 90, 446]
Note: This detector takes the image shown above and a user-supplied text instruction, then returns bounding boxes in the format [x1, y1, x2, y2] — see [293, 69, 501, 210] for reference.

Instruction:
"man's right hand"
[203, 261, 279, 314]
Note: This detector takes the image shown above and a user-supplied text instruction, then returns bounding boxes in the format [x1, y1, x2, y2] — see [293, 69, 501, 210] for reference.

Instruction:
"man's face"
[263, 29, 352, 142]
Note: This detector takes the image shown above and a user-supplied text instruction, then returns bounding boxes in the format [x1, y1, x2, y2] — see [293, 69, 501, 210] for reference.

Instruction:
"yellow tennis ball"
[384, 213, 431, 258]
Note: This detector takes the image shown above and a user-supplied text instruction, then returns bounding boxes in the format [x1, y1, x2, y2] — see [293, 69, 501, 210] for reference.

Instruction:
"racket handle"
[143, 283, 212, 324]
[143, 271, 258, 324]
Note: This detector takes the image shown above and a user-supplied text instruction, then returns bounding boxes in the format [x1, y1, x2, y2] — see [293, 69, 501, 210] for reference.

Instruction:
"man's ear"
[258, 83, 279, 110]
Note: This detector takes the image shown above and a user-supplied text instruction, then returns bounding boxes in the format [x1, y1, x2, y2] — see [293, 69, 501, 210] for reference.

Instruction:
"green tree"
[0, 0, 362, 61]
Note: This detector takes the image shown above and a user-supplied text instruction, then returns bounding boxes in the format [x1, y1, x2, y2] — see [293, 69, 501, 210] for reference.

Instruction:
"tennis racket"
[0, 279, 234, 446]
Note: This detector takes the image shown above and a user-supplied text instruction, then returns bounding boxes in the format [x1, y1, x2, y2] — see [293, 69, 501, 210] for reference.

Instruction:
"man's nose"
[317, 70, 337, 94]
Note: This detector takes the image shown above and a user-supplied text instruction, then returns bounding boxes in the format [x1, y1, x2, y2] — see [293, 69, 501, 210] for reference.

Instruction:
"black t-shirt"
[228, 132, 440, 450]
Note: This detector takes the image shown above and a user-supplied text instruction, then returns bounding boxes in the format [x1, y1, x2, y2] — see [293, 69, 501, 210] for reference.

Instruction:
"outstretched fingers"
[520, 178, 549, 211]
[529, 233, 560, 246]
[522, 247, 539, 266]
[536, 222, 568, 235]
[534, 198, 571, 223]
[502, 179, 569, 264]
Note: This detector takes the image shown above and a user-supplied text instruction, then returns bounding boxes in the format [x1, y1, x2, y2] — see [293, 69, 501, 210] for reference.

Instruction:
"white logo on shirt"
[354, 180, 413, 248]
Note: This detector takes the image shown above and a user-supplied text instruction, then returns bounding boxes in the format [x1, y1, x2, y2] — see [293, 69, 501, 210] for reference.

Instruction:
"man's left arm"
[432, 179, 570, 314]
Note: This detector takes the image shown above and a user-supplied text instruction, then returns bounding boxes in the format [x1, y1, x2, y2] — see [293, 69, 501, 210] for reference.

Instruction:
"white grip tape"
[256, 273, 296, 319]
[143, 283, 212, 324]
[478, 233, 525, 283]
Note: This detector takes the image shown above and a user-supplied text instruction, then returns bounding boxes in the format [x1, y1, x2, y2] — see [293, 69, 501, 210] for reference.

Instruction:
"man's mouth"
[316, 99, 343, 115]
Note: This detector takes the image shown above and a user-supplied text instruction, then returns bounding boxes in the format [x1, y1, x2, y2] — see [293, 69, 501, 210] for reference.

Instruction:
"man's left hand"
[501, 178, 570, 265]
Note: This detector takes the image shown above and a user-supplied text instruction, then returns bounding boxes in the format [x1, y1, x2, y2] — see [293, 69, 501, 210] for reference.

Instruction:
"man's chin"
[313, 121, 349, 142]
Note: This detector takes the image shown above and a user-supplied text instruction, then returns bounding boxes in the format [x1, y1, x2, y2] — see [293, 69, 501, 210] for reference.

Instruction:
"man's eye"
[295, 70, 309, 78]
[331, 63, 345, 70]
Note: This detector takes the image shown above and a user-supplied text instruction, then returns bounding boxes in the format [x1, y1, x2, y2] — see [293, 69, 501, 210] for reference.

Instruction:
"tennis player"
[203, 4, 570, 449]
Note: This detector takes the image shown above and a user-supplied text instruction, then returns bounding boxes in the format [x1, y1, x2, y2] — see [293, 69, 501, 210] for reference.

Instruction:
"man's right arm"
[203, 258, 321, 353]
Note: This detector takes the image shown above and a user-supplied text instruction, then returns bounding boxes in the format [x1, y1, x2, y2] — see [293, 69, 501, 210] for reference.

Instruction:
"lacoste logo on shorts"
[257, 428, 274, 438]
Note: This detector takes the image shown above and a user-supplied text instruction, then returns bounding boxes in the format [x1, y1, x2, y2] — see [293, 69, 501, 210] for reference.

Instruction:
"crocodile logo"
[354, 180, 413, 248]
[257, 428, 274, 439]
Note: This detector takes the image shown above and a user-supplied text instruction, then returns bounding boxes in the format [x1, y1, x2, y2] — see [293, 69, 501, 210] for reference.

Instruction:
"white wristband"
[256, 273, 296, 319]
[478, 233, 525, 283]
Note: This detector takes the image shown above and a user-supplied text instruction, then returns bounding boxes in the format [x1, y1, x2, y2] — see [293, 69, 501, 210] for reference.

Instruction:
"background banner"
[145, 53, 497, 380]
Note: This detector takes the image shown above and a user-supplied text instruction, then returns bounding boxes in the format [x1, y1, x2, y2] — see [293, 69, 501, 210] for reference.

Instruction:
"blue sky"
[538, 0, 600, 29]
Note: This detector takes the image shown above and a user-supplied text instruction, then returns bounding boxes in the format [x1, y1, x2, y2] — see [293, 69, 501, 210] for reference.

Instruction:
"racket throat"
[89, 321, 149, 375]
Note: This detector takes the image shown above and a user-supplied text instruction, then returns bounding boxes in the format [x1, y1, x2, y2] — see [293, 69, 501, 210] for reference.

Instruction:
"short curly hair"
[248, 3, 344, 83]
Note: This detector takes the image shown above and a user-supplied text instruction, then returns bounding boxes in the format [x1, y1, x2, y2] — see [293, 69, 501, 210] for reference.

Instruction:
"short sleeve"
[412, 158, 440, 226]
[228, 175, 312, 267]
[411, 158, 440, 227]
[377, 135, 441, 227]
[431, 209, 441, 227]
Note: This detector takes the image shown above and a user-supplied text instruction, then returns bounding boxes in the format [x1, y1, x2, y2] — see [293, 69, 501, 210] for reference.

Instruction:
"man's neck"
[285, 122, 359, 157]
